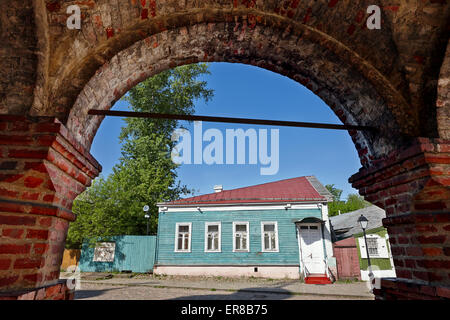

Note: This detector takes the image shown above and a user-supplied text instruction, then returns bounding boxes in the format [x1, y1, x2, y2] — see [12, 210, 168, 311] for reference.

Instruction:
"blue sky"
[90, 62, 362, 200]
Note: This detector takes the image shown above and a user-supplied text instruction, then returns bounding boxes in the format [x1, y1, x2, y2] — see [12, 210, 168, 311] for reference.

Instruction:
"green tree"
[66, 64, 213, 249]
[326, 185, 371, 217]
[345, 193, 371, 212]
[325, 184, 343, 202]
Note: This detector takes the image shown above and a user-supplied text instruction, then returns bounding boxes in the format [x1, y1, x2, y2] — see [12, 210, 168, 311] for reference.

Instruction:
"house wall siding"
[79, 235, 157, 273]
[156, 208, 322, 267]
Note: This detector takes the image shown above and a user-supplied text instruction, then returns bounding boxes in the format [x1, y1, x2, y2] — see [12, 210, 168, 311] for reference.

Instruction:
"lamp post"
[357, 214, 373, 283]
[143, 205, 150, 235]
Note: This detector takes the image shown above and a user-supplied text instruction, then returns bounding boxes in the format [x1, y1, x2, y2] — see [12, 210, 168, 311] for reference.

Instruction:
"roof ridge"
[305, 176, 333, 202]
[159, 176, 328, 206]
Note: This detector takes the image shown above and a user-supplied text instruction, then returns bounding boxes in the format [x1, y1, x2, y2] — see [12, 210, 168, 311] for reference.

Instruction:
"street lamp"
[357, 214, 373, 284]
[143, 205, 150, 235]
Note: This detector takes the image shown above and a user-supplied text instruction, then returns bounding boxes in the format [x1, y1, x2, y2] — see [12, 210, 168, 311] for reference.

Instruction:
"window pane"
[241, 234, 247, 249]
[367, 238, 378, 255]
[177, 236, 183, 250]
[235, 234, 241, 250]
[184, 235, 189, 250]
[208, 225, 219, 232]
[214, 236, 219, 250]
[264, 224, 275, 232]
[310, 226, 318, 230]
[264, 234, 270, 250]
[207, 235, 213, 250]
[300, 226, 308, 230]
[270, 234, 276, 250]
[179, 225, 189, 232]
[236, 224, 247, 232]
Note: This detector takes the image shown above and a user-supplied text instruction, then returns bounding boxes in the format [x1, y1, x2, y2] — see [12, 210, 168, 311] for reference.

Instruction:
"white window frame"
[358, 234, 389, 258]
[233, 221, 250, 252]
[174, 222, 192, 252]
[204, 222, 221, 252]
[261, 221, 279, 252]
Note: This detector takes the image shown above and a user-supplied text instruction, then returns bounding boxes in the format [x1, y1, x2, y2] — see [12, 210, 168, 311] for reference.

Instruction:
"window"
[175, 223, 192, 252]
[205, 222, 221, 252]
[261, 222, 279, 252]
[233, 222, 249, 252]
[358, 234, 389, 258]
[93, 242, 116, 262]
[366, 238, 379, 255]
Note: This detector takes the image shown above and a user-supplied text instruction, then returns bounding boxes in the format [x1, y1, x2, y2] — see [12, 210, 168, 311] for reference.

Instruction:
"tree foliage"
[325, 184, 343, 202]
[326, 185, 371, 217]
[66, 64, 213, 249]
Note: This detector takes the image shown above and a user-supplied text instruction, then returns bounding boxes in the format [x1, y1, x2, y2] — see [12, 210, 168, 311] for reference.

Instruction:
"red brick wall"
[0, 116, 100, 293]
[350, 138, 450, 299]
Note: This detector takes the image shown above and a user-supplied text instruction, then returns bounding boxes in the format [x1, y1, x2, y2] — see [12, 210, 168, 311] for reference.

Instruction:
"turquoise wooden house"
[79, 235, 157, 273]
[155, 176, 337, 283]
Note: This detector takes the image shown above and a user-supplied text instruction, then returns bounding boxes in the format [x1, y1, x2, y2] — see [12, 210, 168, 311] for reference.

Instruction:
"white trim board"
[260, 221, 279, 253]
[204, 221, 222, 253]
[232, 221, 250, 252]
[160, 203, 323, 213]
[174, 222, 192, 253]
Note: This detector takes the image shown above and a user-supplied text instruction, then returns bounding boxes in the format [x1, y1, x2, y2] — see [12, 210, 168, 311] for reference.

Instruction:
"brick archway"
[0, 1, 449, 300]
[67, 21, 401, 166]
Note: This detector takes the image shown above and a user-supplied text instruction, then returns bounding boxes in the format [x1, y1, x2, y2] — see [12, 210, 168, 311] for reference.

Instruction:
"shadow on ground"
[75, 286, 127, 299]
[170, 287, 293, 300]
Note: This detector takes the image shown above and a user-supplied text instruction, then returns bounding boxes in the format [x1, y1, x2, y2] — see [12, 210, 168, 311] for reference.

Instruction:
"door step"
[305, 274, 332, 284]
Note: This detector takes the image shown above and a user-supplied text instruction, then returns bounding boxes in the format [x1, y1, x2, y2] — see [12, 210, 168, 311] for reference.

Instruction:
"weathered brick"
[0, 259, 11, 270]
[0, 276, 19, 287]
[23, 176, 44, 188]
[45, 283, 62, 298]
[38, 217, 53, 227]
[0, 215, 35, 226]
[33, 243, 48, 255]
[26, 229, 49, 240]
[23, 273, 43, 284]
[14, 258, 44, 269]
[436, 287, 450, 299]
[417, 235, 446, 244]
[0, 244, 31, 254]
[422, 247, 444, 256]
[2, 228, 24, 239]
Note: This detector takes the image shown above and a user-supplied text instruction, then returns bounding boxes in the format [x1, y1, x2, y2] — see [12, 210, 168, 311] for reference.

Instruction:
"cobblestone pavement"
[65, 273, 374, 300]
[75, 282, 371, 300]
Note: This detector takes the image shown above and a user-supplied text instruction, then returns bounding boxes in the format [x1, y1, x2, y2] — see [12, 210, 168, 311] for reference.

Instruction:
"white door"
[298, 224, 325, 274]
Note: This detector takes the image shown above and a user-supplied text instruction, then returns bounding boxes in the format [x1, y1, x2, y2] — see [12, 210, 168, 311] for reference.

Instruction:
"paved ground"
[61, 273, 374, 300]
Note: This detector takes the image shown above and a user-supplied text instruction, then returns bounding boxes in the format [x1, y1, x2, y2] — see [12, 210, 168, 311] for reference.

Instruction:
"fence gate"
[333, 237, 361, 280]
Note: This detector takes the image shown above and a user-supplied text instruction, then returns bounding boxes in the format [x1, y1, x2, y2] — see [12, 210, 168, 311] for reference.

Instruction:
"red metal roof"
[160, 176, 329, 206]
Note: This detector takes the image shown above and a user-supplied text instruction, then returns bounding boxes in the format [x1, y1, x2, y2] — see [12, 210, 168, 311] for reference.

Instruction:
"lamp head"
[357, 214, 368, 230]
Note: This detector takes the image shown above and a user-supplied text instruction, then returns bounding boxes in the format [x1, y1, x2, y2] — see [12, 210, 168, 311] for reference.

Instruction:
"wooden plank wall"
[157, 209, 322, 267]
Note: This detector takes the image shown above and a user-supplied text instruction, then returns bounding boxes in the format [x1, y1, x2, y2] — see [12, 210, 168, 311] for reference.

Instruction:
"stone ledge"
[0, 279, 74, 300]
[377, 278, 450, 300]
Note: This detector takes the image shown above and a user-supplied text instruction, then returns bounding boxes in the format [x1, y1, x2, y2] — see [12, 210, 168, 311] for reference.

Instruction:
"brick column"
[0, 116, 101, 299]
[350, 138, 450, 300]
